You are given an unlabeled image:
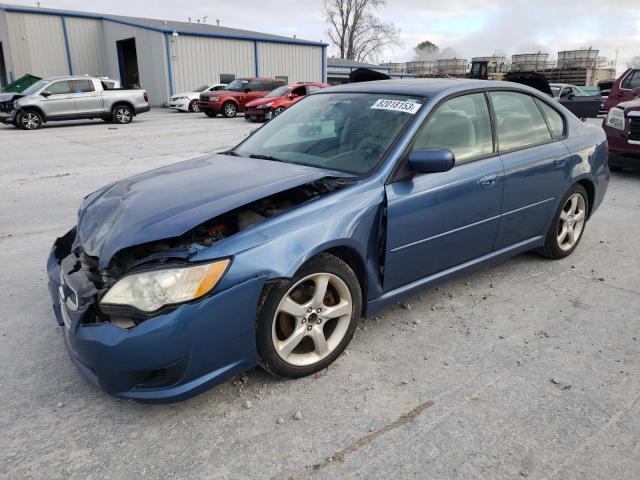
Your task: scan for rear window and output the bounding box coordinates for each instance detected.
[535,99,565,139]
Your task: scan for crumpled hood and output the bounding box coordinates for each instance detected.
[74,154,345,268]
[616,98,640,113]
[0,93,20,103]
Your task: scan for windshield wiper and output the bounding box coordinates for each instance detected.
[221,150,241,156]
[248,154,287,163]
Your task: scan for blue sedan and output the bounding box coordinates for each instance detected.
[47,79,609,402]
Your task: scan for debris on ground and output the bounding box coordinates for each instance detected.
[243,400,252,409]
[293,411,303,420]
[276,417,284,425]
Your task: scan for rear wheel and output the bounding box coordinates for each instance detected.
[16,110,43,130]
[257,254,361,378]
[222,101,237,118]
[539,184,589,259]
[112,105,133,124]
[188,100,200,112]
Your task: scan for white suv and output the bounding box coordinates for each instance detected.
[168,83,227,112]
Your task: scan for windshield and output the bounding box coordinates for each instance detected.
[265,86,291,98]
[234,93,425,174]
[227,79,249,92]
[22,79,50,95]
[194,85,210,92]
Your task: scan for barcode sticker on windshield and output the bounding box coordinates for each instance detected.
[371,99,422,114]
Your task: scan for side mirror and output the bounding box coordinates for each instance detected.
[40,91,50,97]
[288,93,299,100]
[567,93,575,100]
[408,148,455,174]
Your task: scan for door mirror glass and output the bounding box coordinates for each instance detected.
[408,148,455,174]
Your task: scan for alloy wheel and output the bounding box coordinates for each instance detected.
[115,107,132,123]
[190,100,200,112]
[557,192,586,251]
[224,103,237,117]
[272,272,352,367]
[21,112,41,130]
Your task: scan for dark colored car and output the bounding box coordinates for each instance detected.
[603,68,640,112]
[197,77,286,118]
[47,79,609,402]
[244,82,330,121]
[602,98,640,169]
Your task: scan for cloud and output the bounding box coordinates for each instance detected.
[9,0,640,74]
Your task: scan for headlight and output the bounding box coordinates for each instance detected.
[172,96,186,101]
[257,102,273,109]
[101,259,230,312]
[13,100,20,109]
[209,96,219,102]
[605,107,625,130]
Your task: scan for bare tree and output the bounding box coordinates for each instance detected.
[324,0,400,63]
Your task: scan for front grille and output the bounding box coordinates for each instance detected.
[78,251,116,290]
[0,102,13,113]
[629,117,640,141]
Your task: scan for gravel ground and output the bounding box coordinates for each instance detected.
[0,111,638,480]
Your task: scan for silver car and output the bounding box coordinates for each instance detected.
[0,76,150,130]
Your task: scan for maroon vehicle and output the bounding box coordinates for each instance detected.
[602,98,640,169]
[197,77,285,118]
[603,68,640,112]
[244,82,330,122]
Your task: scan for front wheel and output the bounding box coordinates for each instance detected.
[188,100,200,112]
[112,105,133,124]
[539,184,589,259]
[221,101,237,118]
[16,110,43,130]
[256,253,361,378]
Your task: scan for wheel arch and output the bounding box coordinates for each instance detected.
[19,105,47,122]
[574,177,595,219]
[111,101,135,115]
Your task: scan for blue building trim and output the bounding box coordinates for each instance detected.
[321,46,327,82]
[1,6,328,47]
[253,41,259,77]
[164,33,174,97]
[60,16,73,75]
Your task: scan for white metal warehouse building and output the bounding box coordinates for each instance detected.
[0,4,327,106]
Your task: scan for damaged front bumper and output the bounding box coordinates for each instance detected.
[46,228,263,403]
[0,109,17,124]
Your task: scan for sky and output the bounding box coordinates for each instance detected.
[7,0,640,73]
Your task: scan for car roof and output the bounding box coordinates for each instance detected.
[322,78,536,98]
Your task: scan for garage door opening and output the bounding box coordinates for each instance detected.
[0,42,8,88]
[116,38,140,88]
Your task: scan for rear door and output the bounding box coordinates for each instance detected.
[72,79,103,116]
[384,92,504,291]
[490,91,571,249]
[238,79,264,109]
[41,80,76,117]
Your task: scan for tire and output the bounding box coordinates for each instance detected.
[273,107,285,116]
[188,100,200,112]
[257,253,362,378]
[16,110,43,130]
[221,101,238,118]
[112,105,133,124]
[204,111,217,118]
[539,184,589,259]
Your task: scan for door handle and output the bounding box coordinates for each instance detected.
[552,156,567,168]
[478,173,498,188]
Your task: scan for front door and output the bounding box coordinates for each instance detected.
[383,92,504,292]
[41,80,77,117]
[71,79,103,116]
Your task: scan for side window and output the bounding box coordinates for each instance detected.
[275,76,288,84]
[307,85,322,93]
[71,80,94,93]
[560,87,571,97]
[413,93,493,165]
[535,99,565,139]
[622,70,640,89]
[44,81,73,95]
[291,86,306,97]
[490,91,552,151]
[246,80,260,91]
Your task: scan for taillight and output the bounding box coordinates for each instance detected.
[143,92,149,102]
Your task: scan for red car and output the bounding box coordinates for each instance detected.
[197,77,285,118]
[244,82,330,122]
[603,68,640,112]
[602,98,640,169]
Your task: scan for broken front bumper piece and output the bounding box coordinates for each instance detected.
[46,228,263,403]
